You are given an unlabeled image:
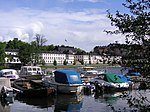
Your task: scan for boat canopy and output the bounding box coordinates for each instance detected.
[54,70,82,84]
[104,73,126,83]
[127,69,141,76]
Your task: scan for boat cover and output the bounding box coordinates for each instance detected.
[104,73,126,83]
[127,70,141,76]
[54,70,82,84]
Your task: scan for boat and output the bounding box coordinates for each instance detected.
[13,78,55,98]
[125,69,141,81]
[90,73,132,92]
[0,69,19,80]
[80,67,105,83]
[19,66,44,80]
[42,70,84,94]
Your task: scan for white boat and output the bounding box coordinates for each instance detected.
[42,70,84,94]
[19,66,44,79]
[0,69,19,80]
[80,67,105,83]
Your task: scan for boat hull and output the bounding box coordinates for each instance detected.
[43,81,83,94]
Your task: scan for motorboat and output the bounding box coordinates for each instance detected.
[125,69,141,81]
[42,70,84,94]
[80,67,105,83]
[90,73,132,91]
[13,78,55,98]
[0,69,19,80]
[19,66,44,80]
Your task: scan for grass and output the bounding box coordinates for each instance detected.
[40,63,120,69]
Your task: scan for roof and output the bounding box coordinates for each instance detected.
[54,70,82,84]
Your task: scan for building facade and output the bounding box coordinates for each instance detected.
[5,49,122,65]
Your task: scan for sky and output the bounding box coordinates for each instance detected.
[0,0,128,52]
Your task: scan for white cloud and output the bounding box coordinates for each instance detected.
[0,8,125,51]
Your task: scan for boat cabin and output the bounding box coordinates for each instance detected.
[0,69,19,80]
[54,70,82,84]
[19,66,44,76]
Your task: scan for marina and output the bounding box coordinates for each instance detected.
[0,67,150,112]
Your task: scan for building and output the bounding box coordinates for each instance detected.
[5,49,122,66]
[5,49,21,64]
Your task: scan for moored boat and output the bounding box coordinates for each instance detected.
[19,66,44,80]
[90,73,132,92]
[0,69,19,80]
[42,69,84,94]
[125,69,141,81]
[13,78,55,98]
[80,66,105,83]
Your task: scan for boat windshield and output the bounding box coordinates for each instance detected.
[70,75,79,82]
[4,71,13,75]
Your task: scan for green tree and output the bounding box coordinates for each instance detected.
[18,43,33,65]
[106,0,150,111]
[63,59,68,65]
[75,48,86,55]
[106,0,150,76]
[73,59,76,65]
[6,38,25,49]
[80,59,84,65]
[0,42,6,68]
[53,59,57,66]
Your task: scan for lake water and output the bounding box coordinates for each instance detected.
[0,67,150,112]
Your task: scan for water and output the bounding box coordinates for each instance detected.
[0,67,150,112]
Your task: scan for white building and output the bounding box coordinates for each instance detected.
[66,54,74,64]
[39,52,66,65]
[74,55,90,64]
[5,49,122,65]
[5,49,21,64]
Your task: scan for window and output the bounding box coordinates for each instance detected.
[33,68,37,71]
[28,68,32,71]
[70,75,79,82]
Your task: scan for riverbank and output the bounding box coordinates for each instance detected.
[40,64,121,69]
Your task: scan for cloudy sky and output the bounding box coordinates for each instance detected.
[0,0,127,51]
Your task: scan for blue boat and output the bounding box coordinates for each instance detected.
[42,70,84,94]
[126,69,141,76]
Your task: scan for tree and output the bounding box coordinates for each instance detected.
[18,43,33,65]
[6,38,25,49]
[53,59,57,66]
[106,0,150,111]
[73,59,76,65]
[63,59,68,65]
[80,59,84,65]
[32,34,47,65]
[0,42,6,68]
[106,0,150,76]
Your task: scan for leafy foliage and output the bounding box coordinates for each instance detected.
[0,42,6,68]
[106,0,150,76]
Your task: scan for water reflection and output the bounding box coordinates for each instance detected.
[54,94,83,112]
[0,97,13,112]
[94,91,129,105]
[16,96,55,109]
[15,93,84,112]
